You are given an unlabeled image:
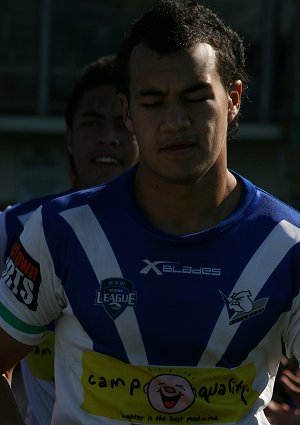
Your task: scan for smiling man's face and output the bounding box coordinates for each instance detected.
[67,84,139,189]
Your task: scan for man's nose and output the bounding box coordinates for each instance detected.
[96,127,120,145]
[160,102,191,131]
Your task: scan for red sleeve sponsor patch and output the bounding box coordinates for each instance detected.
[2,241,41,311]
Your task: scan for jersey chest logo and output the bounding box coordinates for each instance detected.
[220,290,269,325]
[95,278,137,320]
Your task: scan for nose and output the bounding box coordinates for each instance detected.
[160,102,191,132]
[164,386,176,394]
[96,126,120,146]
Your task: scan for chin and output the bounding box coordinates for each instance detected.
[94,172,118,186]
[160,171,201,185]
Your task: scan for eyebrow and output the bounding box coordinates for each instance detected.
[79,110,123,121]
[138,82,212,97]
[138,89,165,97]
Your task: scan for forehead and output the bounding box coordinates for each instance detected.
[128,43,220,92]
[75,85,120,115]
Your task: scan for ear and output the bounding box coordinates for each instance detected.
[119,94,134,133]
[227,80,242,123]
[65,127,73,155]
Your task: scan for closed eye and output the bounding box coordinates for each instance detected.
[81,120,101,127]
[186,98,207,103]
[138,89,164,108]
[141,102,163,108]
[176,385,186,391]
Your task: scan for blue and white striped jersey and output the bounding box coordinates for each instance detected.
[0,189,73,271]
[1,167,300,425]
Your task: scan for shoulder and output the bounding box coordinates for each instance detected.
[42,167,135,217]
[4,189,73,224]
[41,184,108,215]
[256,186,300,226]
[234,171,300,227]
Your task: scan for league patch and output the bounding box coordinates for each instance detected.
[2,241,41,311]
[95,278,137,320]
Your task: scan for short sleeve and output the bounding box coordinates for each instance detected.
[0,206,67,346]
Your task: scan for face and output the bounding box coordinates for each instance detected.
[67,85,139,189]
[120,43,241,186]
[144,374,195,414]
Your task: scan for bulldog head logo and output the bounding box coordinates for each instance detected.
[228,290,253,313]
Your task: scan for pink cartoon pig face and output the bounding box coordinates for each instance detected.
[144,374,195,413]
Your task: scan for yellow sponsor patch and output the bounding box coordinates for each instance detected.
[81,352,258,424]
[27,331,55,382]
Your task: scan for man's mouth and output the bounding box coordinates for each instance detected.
[93,156,121,165]
[161,139,197,152]
[164,144,195,151]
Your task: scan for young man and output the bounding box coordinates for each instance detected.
[0,54,138,270]
[0,1,300,424]
[0,54,138,424]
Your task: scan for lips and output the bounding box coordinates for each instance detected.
[93,156,121,165]
[163,143,196,151]
[160,391,182,409]
[160,138,197,152]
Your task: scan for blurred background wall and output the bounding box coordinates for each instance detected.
[0,0,299,208]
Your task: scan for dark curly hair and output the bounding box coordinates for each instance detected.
[117,0,248,140]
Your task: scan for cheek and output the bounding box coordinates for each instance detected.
[126,144,139,163]
[205,104,228,134]
[71,144,91,167]
[133,125,153,147]
[131,110,156,134]
[72,136,91,154]
[118,133,139,155]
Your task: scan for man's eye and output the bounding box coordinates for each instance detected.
[82,121,100,127]
[141,102,162,108]
[186,97,207,103]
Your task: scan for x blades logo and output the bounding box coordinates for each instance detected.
[95,278,136,320]
[139,259,221,276]
[220,290,269,325]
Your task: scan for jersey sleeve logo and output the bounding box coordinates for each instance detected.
[95,278,137,320]
[2,241,41,311]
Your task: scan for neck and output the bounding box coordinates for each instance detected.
[134,167,241,235]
